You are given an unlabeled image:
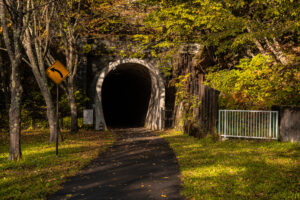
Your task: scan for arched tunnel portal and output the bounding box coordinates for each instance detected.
[102,64,151,127]
[95,59,165,130]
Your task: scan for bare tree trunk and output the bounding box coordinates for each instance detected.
[55,1,83,133]
[22,1,58,142]
[0,0,24,160]
[246,47,255,58]
[23,37,58,143]
[40,81,57,142]
[246,27,268,56]
[265,37,289,65]
[9,60,22,160]
[23,24,57,142]
[67,83,78,132]
[64,36,79,133]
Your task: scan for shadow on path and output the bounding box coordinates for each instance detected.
[48,128,184,200]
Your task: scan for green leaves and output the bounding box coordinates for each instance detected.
[140,0,299,66]
[205,54,300,109]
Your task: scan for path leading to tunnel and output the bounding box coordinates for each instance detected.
[49,128,184,200]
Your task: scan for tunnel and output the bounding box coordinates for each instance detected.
[101,63,152,128]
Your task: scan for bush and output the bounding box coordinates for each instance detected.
[205,54,300,109]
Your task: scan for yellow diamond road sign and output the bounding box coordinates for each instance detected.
[46,60,70,85]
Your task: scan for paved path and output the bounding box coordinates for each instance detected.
[48,128,184,200]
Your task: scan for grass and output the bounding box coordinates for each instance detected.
[159,130,300,200]
[0,129,115,200]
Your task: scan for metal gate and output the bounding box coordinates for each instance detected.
[218,110,279,139]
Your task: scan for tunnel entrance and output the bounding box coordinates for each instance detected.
[101,64,152,128]
[95,59,165,130]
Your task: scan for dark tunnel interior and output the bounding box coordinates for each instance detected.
[101,64,152,128]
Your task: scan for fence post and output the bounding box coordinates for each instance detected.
[276,111,279,139]
[218,110,221,136]
[224,110,227,138]
[269,112,272,137]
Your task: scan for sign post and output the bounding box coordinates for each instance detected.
[56,84,59,156]
[46,60,70,156]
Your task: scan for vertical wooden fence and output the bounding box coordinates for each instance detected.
[197,84,219,134]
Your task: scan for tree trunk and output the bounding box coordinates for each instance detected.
[9,61,22,160]
[246,27,268,56]
[67,84,78,132]
[64,38,79,133]
[23,21,58,143]
[27,70,58,143]
[56,3,81,133]
[23,52,58,142]
[265,37,289,65]
[0,0,24,160]
[31,69,58,143]
[44,90,58,142]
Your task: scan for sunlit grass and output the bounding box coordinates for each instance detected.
[160,130,300,200]
[0,129,115,200]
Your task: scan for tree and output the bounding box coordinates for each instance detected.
[138,0,299,109]
[54,0,105,133]
[53,0,88,133]
[0,0,27,160]
[139,0,299,66]
[22,0,58,142]
[205,54,300,109]
[53,0,133,133]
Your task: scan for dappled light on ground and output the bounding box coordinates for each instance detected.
[0,130,114,200]
[160,130,300,200]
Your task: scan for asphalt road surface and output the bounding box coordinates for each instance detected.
[48,128,184,200]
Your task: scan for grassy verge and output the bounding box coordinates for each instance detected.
[159,130,300,200]
[0,129,115,200]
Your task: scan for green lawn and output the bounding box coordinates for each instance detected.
[159,130,300,200]
[0,129,115,200]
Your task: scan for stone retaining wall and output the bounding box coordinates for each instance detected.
[273,106,300,143]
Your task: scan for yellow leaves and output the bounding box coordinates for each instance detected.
[161,194,167,198]
[41,30,48,39]
[256,70,262,75]
[66,194,72,197]
[195,10,201,14]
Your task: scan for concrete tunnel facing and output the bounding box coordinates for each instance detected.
[95,59,165,131]
[101,64,152,128]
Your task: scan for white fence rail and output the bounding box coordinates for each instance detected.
[218,110,278,139]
